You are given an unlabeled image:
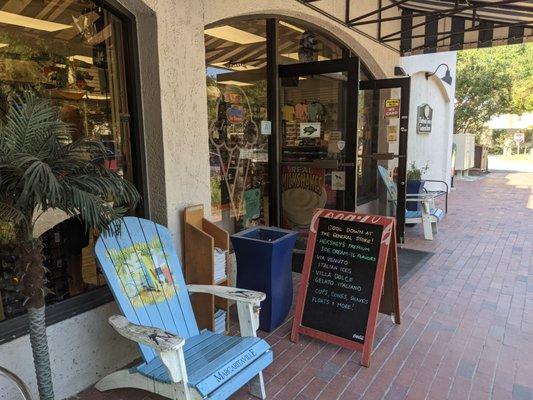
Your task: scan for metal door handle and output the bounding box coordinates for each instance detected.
[311,159,339,169]
[370,153,396,160]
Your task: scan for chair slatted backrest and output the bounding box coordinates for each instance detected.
[378,165,398,207]
[94,217,199,363]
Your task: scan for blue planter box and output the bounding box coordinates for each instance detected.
[231,227,297,332]
[406,179,425,211]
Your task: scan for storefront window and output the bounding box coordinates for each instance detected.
[0,1,133,324]
[205,20,270,233]
[277,20,344,65]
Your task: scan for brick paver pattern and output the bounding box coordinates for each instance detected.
[73,171,533,400]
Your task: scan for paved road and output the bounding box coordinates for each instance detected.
[488,155,533,172]
[74,171,533,400]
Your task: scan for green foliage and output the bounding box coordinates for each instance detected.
[455,43,533,141]
[490,128,533,155]
[507,45,533,113]
[406,161,429,181]
[455,48,512,136]
[0,92,140,241]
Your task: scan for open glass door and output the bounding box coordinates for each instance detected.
[278,58,359,252]
[358,77,410,242]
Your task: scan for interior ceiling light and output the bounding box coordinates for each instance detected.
[0,10,71,32]
[69,55,93,64]
[280,21,305,33]
[205,26,266,44]
[281,52,330,62]
[211,62,259,71]
[217,80,253,87]
[0,43,8,48]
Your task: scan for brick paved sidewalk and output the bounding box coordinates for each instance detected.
[74,171,533,400]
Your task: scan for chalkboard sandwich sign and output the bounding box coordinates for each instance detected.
[291,208,400,367]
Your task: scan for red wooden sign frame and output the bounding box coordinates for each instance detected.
[291,209,400,367]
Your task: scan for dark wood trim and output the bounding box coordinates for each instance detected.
[450,17,466,51]
[424,15,439,54]
[478,20,495,48]
[397,77,410,243]
[266,19,281,226]
[114,2,150,219]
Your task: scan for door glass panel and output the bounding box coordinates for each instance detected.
[280,72,348,249]
[205,19,270,234]
[357,87,402,219]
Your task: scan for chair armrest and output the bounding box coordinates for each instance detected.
[405,193,437,201]
[109,315,185,352]
[187,284,266,304]
[422,180,448,213]
[423,179,449,193]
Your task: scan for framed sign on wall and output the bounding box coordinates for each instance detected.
[417,103,433,134]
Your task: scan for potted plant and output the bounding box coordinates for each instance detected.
[406,161,429,211]
[0,92,140,400]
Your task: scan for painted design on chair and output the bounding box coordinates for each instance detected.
[106,236,178,308]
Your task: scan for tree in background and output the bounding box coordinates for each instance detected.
[455,43,533,144]
[507,44,533,113]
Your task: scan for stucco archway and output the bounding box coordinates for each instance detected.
[204,1,398,79]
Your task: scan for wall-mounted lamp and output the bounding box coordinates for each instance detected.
[394,66,407,77]
[425,63,453,85]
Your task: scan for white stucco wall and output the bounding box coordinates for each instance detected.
[400,52,457,190]
[0,2,403,399]
[0,303,138,400]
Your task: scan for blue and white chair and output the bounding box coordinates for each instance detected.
[94,217,272,400]
[378,166,445,240]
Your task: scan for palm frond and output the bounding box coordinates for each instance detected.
[0,202,28,225]
[62,186,128,233]
[0,90,140,239]
[2,92,66,154]
[60,173,140,206]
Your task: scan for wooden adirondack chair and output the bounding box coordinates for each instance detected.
[94,217,272,400]
[377,166,445,240]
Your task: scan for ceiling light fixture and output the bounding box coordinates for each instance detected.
[0,43,8,48]
[280,21,305,33]
[394,66,407,77]
[217,80,253,87]
[0,10,71,32]
[69,55,93,64]
[205,26,266,45]
[211,62,258,71]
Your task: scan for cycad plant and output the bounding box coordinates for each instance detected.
[0,92,140,400]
